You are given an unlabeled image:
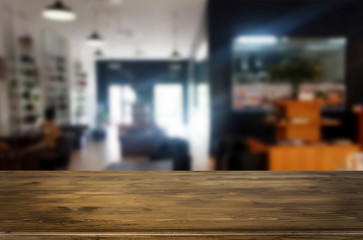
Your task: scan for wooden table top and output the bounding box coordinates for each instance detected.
[0,171,363,239]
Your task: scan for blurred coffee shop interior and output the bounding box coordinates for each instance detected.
[1,0,363,171]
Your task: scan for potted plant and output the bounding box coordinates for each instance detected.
[268,58,324,98]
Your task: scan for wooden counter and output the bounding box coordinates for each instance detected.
[0,172,363,239]
[269,144,360,170]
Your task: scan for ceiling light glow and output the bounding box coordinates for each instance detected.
[236,36,278,44]
[42,1,76,22]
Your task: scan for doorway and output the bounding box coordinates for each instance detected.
[109,85,137,126]
[154,83,185,137]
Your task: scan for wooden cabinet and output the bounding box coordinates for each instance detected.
[269,144,360,170]
[273,100,340,141]
[1,172,363,239]
[248,137,359,171]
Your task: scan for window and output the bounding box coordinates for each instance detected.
[109,85,136,125]
[154,84,185,137]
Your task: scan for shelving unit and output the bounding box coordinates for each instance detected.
[268,100,341,141]
[2,7,71,133]
[43,31,70,125]
[73,61,87,124]
[8,35,42,133]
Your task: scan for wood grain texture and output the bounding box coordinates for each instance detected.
[0,172,363,239]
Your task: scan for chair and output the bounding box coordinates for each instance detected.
[346,153,363,170]
[215,137,268,171]
[38,133,75,170]
[215,137,248,170]
[21,133,75,170]
[150,138,191,171]
[120,125,167,157]
[60,125,89,149]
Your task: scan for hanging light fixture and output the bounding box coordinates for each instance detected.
[170,11,181,62]
[171,50,181,62]
[170,11,181,72]
[87,32,105,47]
[86,1,105,47]
[42,0,76,22]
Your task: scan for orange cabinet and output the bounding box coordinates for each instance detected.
[269,144,360,171]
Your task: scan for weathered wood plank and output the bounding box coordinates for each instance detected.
[0,171,362,239]
[2,233,363,240]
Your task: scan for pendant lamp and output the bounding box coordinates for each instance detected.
[42,0,76,22]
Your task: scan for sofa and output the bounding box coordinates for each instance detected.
[119,125,167,157]
[0,148,23,170]
[60,124,89,149]
[0,132,75,170]
[33,133,75,170]
[150,138,191,170]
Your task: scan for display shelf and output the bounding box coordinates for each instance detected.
[267,100,341,141]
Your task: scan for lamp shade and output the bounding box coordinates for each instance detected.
[42,1,76,22]
[87,32,105,47]
[170,50,181,62]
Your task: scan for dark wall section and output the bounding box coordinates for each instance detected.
[208,0,363,147]
[96,60,189,122]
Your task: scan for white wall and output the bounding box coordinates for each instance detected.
[187,10,210,171]
[0,81,9,135]
[0,1,10,135]
[80,45,97,128]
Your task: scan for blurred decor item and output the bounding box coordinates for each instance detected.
[20,54,33,63]
[353,104,363,114]
[59,102,67,111]
[25,103,35,112]
[33,94,40,101]
[269,58,324,98]
[346,153,363,170]
[86,3,105,47]
[0,57,7,80]
[24,81,35,89]
[19,35,33,50]
[74,62,87,124]
[10,80,18,88]
[23,115,38,124]
[170,11,181,65]
[22,91,31,100]
[298,90,315,101]
[42,0,76,22]
[87,32,105,48]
